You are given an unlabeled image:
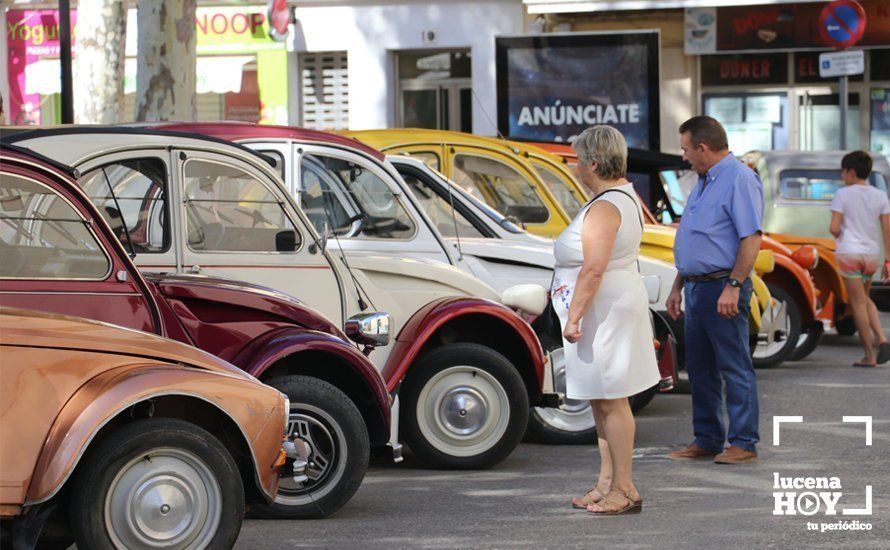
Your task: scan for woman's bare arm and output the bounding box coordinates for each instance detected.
[829,211,843,238]
[563,201,620,342]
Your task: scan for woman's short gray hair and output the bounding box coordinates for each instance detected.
[571,125,628,181]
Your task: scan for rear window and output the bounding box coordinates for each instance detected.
[778,169,888,201]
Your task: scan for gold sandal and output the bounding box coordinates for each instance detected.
[587,489,643,516]
[571,487,606,509]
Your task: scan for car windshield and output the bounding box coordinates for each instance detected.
[778,169,889,201]
[298,154,416,240]
[659,168,699,217]
[452,153,550,225]
[532,162,583,218]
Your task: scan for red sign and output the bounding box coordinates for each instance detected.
[819,0,867,48]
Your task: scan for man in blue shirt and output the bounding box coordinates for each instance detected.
[666,116,763,464]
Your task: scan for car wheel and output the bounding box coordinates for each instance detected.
[788,324,824,361]
[752,284,801,368]
[69,418,243,550]
[835,315,857,336]
[401,343,528,469]
[252,375,369,519]
[628,384,658,412]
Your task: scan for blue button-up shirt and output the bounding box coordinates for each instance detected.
[674,153,763,277]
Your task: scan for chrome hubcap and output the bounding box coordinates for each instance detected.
[417,366,510,457]
[105,448,220,549]
[754,298,792,359]
[533,348,596,433]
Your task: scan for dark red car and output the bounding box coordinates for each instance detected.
[0,143,390,520]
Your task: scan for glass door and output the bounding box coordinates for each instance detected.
[397,49,472,132]
[797,91,861,151]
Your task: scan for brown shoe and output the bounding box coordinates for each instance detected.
[714,445,758,464]
[667,443,719,461]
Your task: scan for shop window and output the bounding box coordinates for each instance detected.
[452,154,549,225]
[703,93,789,152]
[871,89,890,155]
[183,160,300,252]
[298,154,417,240]
[778,169,887,202]
[79,159,170,254]
[301,51,349,130]
[798,93,860,151]
[0,174,110,280]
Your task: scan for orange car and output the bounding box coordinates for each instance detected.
[0,308,289,548]
[533,141,825,363]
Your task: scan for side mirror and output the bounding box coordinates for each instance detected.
[345,312,391,347]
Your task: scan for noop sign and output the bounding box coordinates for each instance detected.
[819,0,867,48]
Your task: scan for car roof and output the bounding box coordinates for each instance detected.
[743,150,890,172]
[0,142,80,178]
[344,128,531,155]
[149,121,387,161]
[2,125,276,169]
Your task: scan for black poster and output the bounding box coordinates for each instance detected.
[496,32,660,150]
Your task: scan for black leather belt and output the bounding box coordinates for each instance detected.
[683,269,732,283]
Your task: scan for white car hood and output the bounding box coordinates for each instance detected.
[453,238,556,269]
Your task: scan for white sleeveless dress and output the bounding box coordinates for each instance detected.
[551,183,659,400]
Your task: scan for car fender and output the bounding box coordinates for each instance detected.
[382,296,545,395]
[232,326,391,430]
[763,254,818,321]
[27,364,284,505]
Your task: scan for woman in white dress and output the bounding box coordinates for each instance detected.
[553,126,659,515]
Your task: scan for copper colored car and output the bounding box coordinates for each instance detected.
[0,308,288,549]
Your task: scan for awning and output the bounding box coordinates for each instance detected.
[524,0,804,14]
[25,56,252,96]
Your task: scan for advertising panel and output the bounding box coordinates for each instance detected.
[496,32,660,150]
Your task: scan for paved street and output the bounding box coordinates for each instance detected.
[237,314,890,549]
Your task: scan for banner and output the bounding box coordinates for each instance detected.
[496,32,660,150]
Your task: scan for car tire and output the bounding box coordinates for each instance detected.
[69,417,243,550]
[835,315,857,336]
[788,324,824,361]
[753,284,801,368]
[629,384,658,412]
[252,375,369,519]
[401,343,528,469]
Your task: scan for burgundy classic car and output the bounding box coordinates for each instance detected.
[0,143,390,519]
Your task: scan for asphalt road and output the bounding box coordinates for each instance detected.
[237,314,890,549]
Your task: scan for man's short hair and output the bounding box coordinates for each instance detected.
[679,116,728,152]
[841,150,873,180]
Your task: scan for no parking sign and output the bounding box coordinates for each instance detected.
[818,0,867,48]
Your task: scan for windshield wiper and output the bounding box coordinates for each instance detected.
[101,167,137,259]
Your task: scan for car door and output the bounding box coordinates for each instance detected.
[174,149,345,325]
[293,144,452,264]
[0,167,158,333]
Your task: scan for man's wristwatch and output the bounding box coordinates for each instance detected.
[728,278,743,289]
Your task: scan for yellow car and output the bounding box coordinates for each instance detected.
[345,129,783,364]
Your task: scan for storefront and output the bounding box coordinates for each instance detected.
[525,0,890,154]
[5,5,289,125]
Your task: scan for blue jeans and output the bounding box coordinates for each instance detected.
[684,278,760,453]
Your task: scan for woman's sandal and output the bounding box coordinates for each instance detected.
[876,342,890,365]
[587,489,643,516]
[571,487,606,509]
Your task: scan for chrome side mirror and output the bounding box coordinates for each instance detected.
[345,312,391,347]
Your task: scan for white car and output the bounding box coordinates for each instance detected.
[7,127,560,472]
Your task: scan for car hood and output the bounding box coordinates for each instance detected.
[347,253,501,301]
[144,272,344,338]
[0,308,255,381]
[452,237,556,269]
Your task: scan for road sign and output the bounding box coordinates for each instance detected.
[818,0,867,48]
[819,49,865,78]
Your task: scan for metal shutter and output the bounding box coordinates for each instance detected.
[301,51,349,130]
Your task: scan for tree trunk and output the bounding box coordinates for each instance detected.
[135,0,196,121]
[73,0,128,124]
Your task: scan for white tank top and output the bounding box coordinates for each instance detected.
[553,182,643,272]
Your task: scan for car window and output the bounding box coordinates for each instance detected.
[0,173,110,279]
[183,159,301,252]
[399,170,484,239]
[778,169,889,201]
[532,162,582,218]
[452,153,550,225]
[79,158,169,253]
[406,151,440,171]
[298,154,417,240]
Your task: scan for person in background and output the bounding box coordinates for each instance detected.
[829,151,890,367]
[553,125,659,515]
[666,116,762,465]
